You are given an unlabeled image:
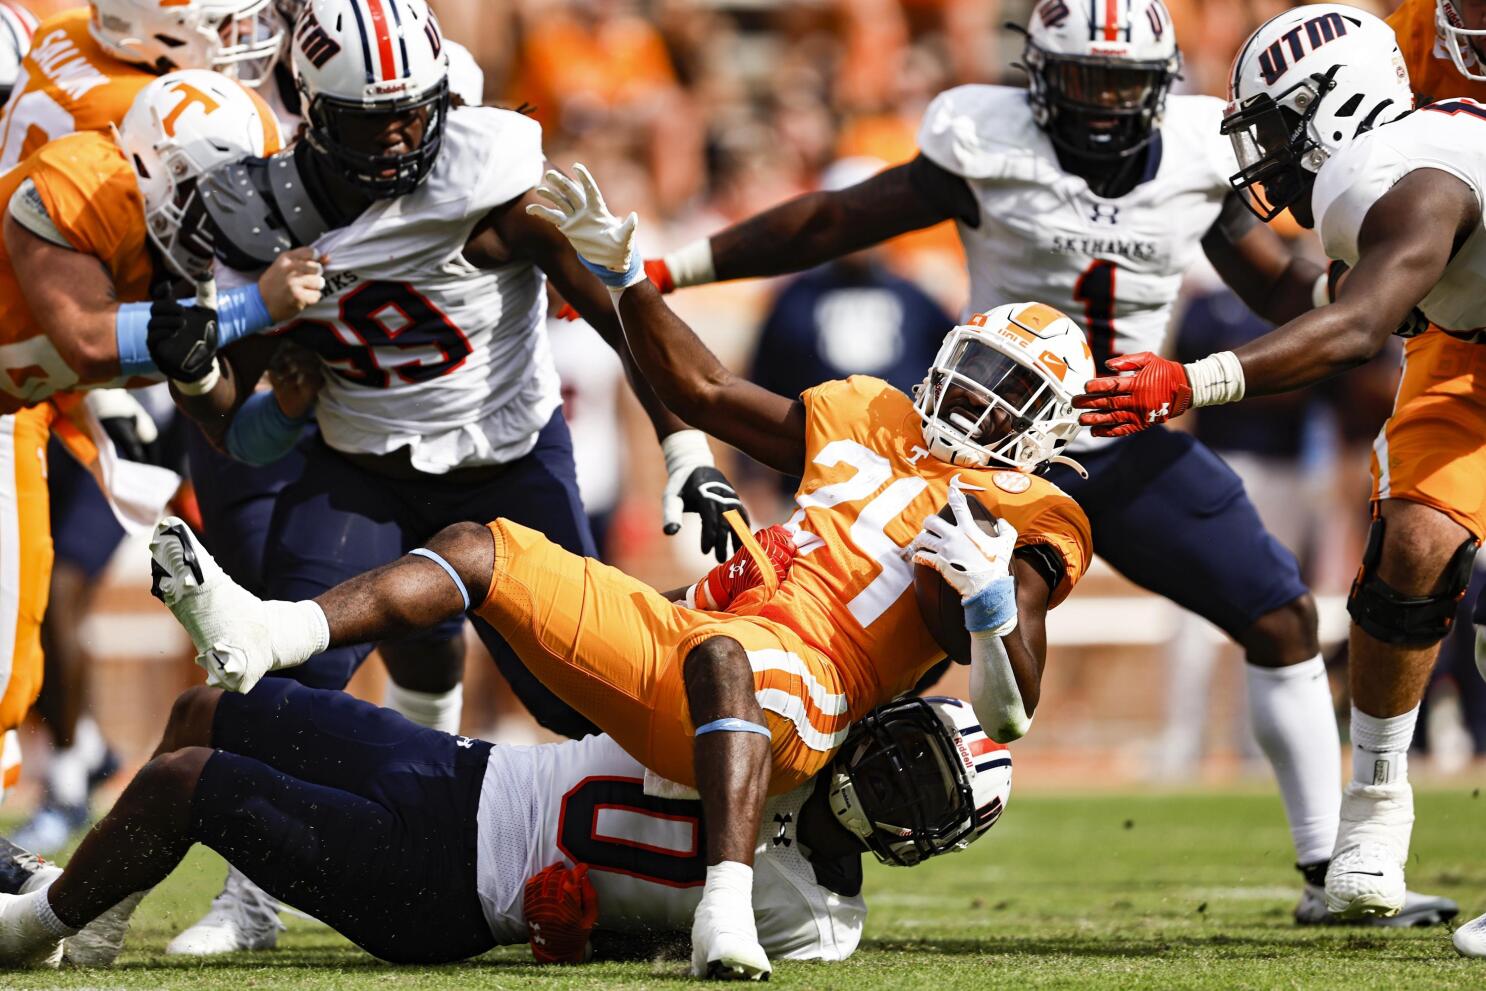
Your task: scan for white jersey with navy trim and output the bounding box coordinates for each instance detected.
[1312,100,1486,335]
[473,733,867,960]
[916,84,1235,448]
[264,105,559,473]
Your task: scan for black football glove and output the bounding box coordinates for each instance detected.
[147,282,218,384]
[675,466,747,562]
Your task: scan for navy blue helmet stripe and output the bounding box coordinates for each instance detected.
[347,0,375,83]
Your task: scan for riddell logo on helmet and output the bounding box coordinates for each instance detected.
[369,80,412,95]
[1256,11,1350,85]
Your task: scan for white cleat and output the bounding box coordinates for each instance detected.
[167,868,283,957]
[63,890,145,967]
[1454,911,1486,957]
[1325,781,1414,919]
[691,897,771,981]
[150,518,274,693]
[0,891,63,968]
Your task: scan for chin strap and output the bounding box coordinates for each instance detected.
[1048,454,1088,478]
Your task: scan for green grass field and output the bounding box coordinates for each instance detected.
[2,789,1484,990]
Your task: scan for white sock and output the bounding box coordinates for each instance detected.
[700,861,754,909]
[385,682,463,734]
[46,717,107,807]
[1245,657,1342,866]
[1350,704,1419,787]
[265,601,330,669]
[26,887,78,938]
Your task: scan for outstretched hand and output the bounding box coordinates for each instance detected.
[1072,351,1193,437]
[525,164,644,290]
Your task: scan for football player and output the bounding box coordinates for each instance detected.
[0,0,284,171]
[0,685,1008,971]
[149,155,1095,976]
[0,65,313,854]
[1071,3,1486,942]
[156,0,747,954]
[606,0,1431,926]
[1387,0,1486,105]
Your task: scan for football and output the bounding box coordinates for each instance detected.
[914,495,1004,663]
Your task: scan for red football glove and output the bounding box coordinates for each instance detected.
[554,259,677,321]
[1072,351,1193,438]
[690,523,796,611]
[523,862,599,965]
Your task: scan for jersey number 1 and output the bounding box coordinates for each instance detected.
[1073,260,1117,373]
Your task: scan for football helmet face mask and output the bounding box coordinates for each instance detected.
[1438,0,1486,82]
[89,0,284,86]
[292,0,450,200]
[828,697,1012,867]
[118,69,283,280]
[914,302,1093,472]
[1223,5,1412,222]
[0,2,37,105]
[1019,0,1181,160]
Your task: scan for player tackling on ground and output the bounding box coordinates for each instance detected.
[147,166,1098,977]
[1073,3,1485,944]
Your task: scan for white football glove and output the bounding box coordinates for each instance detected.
[525,164,645,290]
[909,486,1017,600]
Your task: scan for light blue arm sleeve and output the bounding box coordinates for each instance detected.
[115,285,275,377]
[225,390,313,466]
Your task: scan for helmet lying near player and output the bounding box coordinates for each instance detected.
[0,681,1010,969]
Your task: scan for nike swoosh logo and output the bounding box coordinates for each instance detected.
[1339,870,1386,877]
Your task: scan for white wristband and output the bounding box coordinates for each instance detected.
[661,428,714,474]
[664,239,716,288]
[172,359,221,396]
[1184,351,1246,408]
[1311,272,1329,309]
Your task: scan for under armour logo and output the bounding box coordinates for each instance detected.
[1089,203,1120,225]
[1148,402,1170,422]
[455,736,475,749]
[905,445,931,466]
[773,813,793,847]
[697,481,742,508]
[728,561,747,579]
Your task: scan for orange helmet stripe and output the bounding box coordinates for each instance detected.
[1011,302,1066,332]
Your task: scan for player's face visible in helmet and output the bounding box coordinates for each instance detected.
[1041,56,1169,155]
[929,340,1056,449]
[336,105,432,170]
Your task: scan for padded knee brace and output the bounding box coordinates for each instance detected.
[1347,517,1478,646]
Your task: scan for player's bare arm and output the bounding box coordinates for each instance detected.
[667,159,955,287]
[3,215,123,381]
[1075,169,1479,435]
[1200,191,1326,325]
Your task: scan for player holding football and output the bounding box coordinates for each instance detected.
[612,0,1440,926]
[148,160,1097,976]
[0,685,1008,970]
[1071,4,1486,944]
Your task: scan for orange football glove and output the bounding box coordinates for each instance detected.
[554,259,677,321]
[1072,351,1193,438]
[689,523,796,611]
[523,861,599,965]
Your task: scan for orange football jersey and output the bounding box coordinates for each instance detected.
[0,129,151,411]
[0,8,155,170]
[1388,0,1486,105]
[730,376,1091,710]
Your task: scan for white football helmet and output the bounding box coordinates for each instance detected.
[0,2,37,105]
[828,696,1012,867]
[291,0,449,199]
[1438,0,1486,82]
[117,69,283,278]
[1223,5,1412,222]
[914,301,1093,472]
[89,0,284,86]
[1017,0,1181,159]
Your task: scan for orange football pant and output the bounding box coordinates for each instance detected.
[475,519,852,794]
[1370,330,1486,539]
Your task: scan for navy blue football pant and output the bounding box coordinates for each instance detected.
[192,679,494,963]
[260,409,600,739]
[48,440,125,580]
[1044,427,1308,640]
[187,424,308,598]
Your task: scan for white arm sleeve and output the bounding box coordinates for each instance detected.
[968,630,1032,742]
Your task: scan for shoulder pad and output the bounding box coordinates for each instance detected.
[198,151,332,271]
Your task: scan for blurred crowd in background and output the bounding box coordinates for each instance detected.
[23,0,1486,804]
